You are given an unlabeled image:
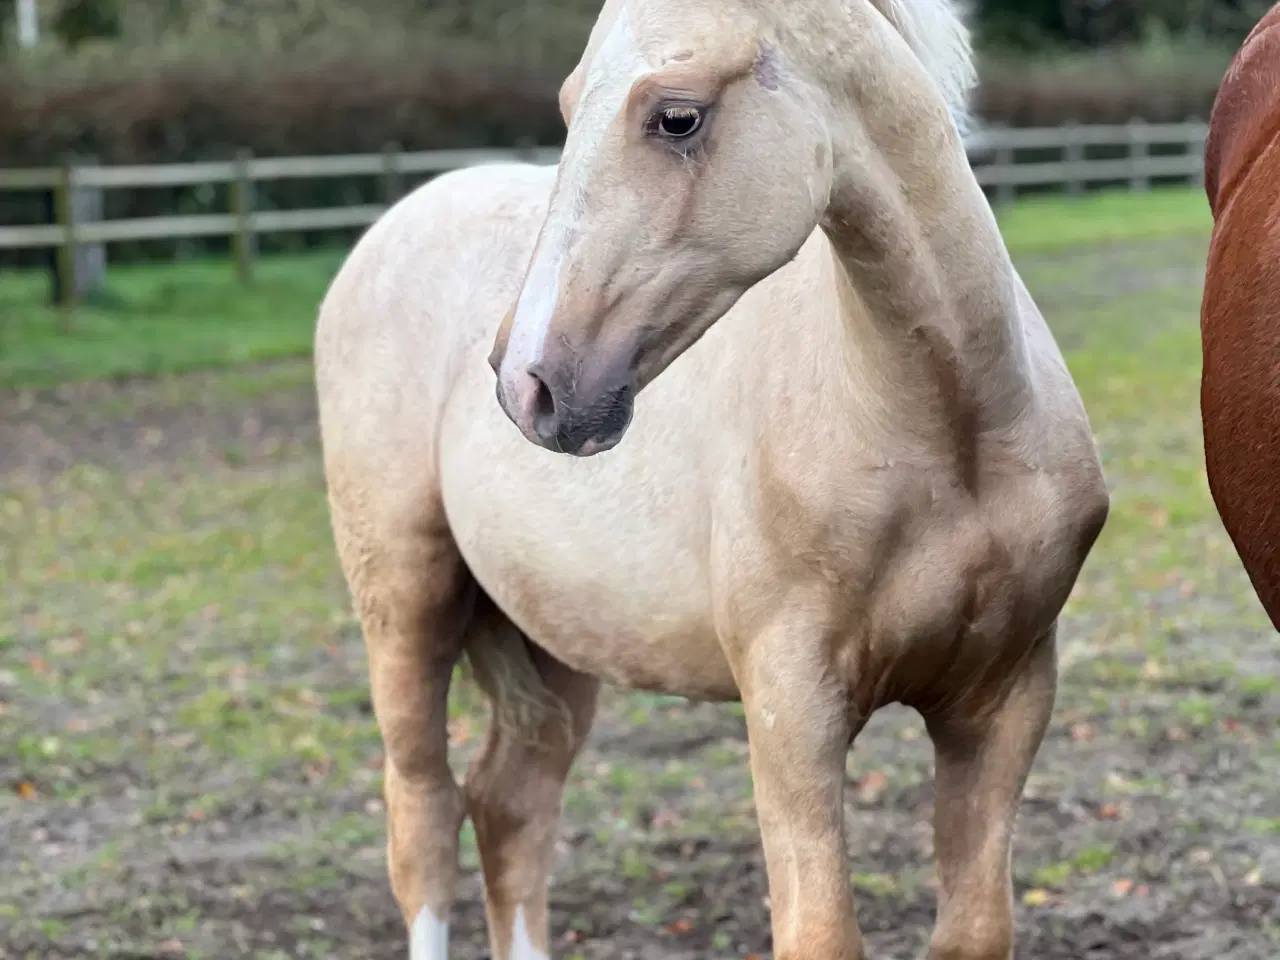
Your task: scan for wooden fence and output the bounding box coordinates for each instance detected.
[0,120,1209,305]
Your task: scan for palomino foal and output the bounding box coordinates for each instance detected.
[314,0,1110,958]
[1200,0,1280,631]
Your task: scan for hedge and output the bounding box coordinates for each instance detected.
[0,36,1235,268]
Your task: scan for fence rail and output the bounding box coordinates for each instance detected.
[0,121,1208,303]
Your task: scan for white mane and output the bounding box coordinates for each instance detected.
[872,0,977,132]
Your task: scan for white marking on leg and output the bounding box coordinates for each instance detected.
[410,905,448,960]
[510,905,550,960]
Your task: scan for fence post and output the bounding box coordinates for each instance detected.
[381,142,403,207]
[53,157,79,311]
[1188,117,1209,189]
[230,149,255,284]
[1063,120,1083,197]
[50,155,107,307]
[1127,118,1150,192]
[992,123,1015,206]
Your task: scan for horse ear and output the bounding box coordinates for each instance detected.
[559,64,585,126]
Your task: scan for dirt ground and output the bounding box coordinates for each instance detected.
[2,235,1278,959]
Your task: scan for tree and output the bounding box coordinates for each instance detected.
[52,0,119,48]
[974,0,1276,48]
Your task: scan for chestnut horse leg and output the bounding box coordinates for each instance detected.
[739,623,865,960]
[464,599,600,960]
[925,627,1059,960]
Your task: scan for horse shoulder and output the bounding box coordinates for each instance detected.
[1200,121,1280,626]
[1205,4,1280,218]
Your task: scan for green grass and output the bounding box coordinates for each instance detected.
[3,183,1278,957]
[1,186,1210,390]
[994,185,1211,253]
[0,251,344,388]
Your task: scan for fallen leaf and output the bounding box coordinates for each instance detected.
[1070,722,1095,741]
[15,781,37,801]
[1134,884,1151,897]
[447,715,472,745]
[1223,718,1240,734]
[1022,888,1051,907]
[651,807,683,830]
[856,770,889,804]
[1097,802,1122,820]
[298,688,322,707]
[1112,879,1133,896]
[28,656,49,674]
[665,917,694,935]
[51,636,83,655]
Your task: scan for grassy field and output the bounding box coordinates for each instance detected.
[0,186,1213,390]
[3,185,1278,960]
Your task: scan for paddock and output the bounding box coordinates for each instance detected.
[1,186,1276,960]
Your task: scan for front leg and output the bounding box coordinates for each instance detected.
[740,635,865,960]
[925,626,1059,960]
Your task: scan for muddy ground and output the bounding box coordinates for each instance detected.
[2,234,1278,959]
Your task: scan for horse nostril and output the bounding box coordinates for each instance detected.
[527,368,559,442]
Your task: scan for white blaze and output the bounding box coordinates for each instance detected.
[501,9,650,379]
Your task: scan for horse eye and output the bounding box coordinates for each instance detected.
[654,106,703,140]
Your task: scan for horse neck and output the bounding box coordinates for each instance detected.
[816,99,1033,450]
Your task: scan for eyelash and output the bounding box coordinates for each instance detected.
[646,104,708,145]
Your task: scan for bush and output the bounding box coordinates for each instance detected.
[0,50,565,166]
[977,0,1272,49]
[0,47,568,266]
[976,37,1235,126]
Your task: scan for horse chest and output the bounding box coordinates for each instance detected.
[722,457,1094,666]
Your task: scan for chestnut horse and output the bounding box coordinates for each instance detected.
[1200,1,1280,632]
[314,0,1110,957]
